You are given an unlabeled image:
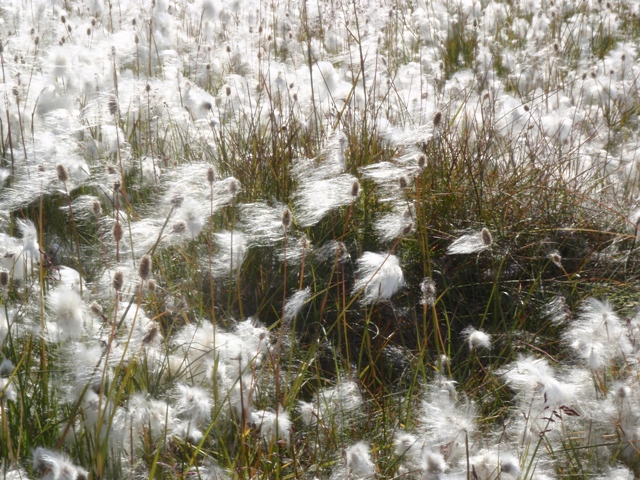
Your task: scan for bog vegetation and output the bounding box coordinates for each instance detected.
[1,0,640,478]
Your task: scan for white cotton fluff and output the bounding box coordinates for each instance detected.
[563,298,631,370]
[33,447,88,480]
[352,252,404,304]
[250,407,292,443]
[447,228,492,255]
[345,442,375,478]
[420,447,447,479]
[463,326,492,350]
[174,383,213,424]
[47,286,85,340]
[283,287,311,324]
[212,230,247,278]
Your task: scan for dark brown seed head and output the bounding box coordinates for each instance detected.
[481,227,492,247]
[433,110,442,128]
[56,164,69,183]
[92,201,102,217]
[281,207,292,229]
[138,255,152,281]
[351,180,360,198]
[0,269,9,288]
[207,167,215,184]
[142,324,159,344]
[113,222,123,242]
[147,278,156,292]
[113,270,124,291]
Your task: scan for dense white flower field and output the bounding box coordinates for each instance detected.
[1,0,640,478]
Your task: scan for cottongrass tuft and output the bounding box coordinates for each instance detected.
[250,407,292,443]
[0,376,16,403]
[174,383,213,424]
[352,252,404,304]
[33,447,88,480]
[548,250,563,268]
[283,287,311,324]
[394,432,420,457]
[47,286,84,340]
[420,448,446,479]
[462,326,492,350]
[470,451,519,480]
[344,441,375,479]
[563,297,630,371]
[447,228,493,255]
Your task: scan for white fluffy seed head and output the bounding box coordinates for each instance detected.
[463,327,491,350]
[346,441,375,478]
[47,286,84,340]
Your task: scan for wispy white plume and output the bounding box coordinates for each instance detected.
[352,252,404,304]
[239,202,287,246]
[212,230,247,278]
[447,228,493,255]
[344,441,375,479]
[563,298,631,370]
[294,174,359,227]
[46,286,85,341]
[33,447,88,480]
[250,407,292,443]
